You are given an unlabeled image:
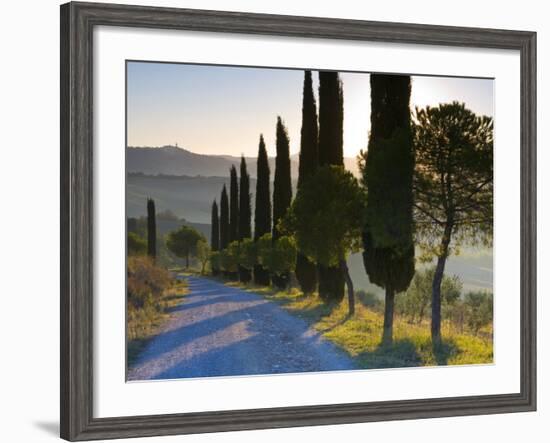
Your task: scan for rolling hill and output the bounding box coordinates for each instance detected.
[127,145,360,178]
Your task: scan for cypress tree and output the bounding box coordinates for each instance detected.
[211,199,220,275]
[317,71,345,302]
[238,156,252,282]
[272,117,293,289]
[296,70,319,295]
[318,71,344,167]
[146,198,156,259]
[219,185,229,250]
[211,200,220,251]
[361,74,415,345]
[229,165,239,244]
[254,135,272,286]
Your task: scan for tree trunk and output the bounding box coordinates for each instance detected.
[340,259,354,316]
[431,223,452,345]
[185,253,189,269]
[382,285,395,346]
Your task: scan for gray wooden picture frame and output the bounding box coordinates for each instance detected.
[60,1,537,441]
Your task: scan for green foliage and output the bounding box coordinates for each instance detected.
[318,71,343,167]
[196,239,211,274]
[210,200,219,251]
[229,165,239,243]
[360,74,415,345]
[317,71,345,300]
[238,157,253,282]
[397,267,462,323]
[254,135,272,286]
[413,102,494,257]
[272,116,293,288]
[255,234,297,286]
[127,231,147,256]
[238,156,252,240]
[166,225,206,268]
[464,291,493,335]
[272,117,292,241]
[413,102,493,342]
[147,198,157,259]
[219,242,240,273]
[256,233,273,269]
[295,254,317,295]
[237,238,257,271]
[356,290,382,309]
[270,236,297,277]
[210,251,221,273]
[285,166,366,268]
[220,185,229,249]
[254,135,272,240]
[296,70,319,294]
[360,75,415,293]
[298,70,319,185]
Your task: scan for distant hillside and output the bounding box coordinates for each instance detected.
[127,173,236,224]
[127,145,360,178]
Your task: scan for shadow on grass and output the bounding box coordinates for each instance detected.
[355,337,459,369]
[270,294,339,322]
[432,340,459,366]
[356,339,422,369]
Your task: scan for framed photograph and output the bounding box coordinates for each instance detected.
[60,1,536,440]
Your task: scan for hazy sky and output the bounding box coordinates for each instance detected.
[127,61,494,158]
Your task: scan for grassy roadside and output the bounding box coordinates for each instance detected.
[127,277,189,367]
[221,278,493,369]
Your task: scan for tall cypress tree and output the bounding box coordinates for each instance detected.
[219,185,229,250]
[238,156,252,282]
[254,135,271,286]
[229,165,239,244]
[211,199,220,275]
[146,198,156,259]
[211,200,220,250]
[317,71,345,302]
[361,74,415,345]
[272,117,293,288]
[273,117,292,240]
[296,70,319,294]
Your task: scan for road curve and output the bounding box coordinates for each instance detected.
[128,276,354,380]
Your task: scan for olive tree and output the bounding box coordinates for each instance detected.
[166,225,205,269]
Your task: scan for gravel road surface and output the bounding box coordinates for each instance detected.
[128,276,354,380]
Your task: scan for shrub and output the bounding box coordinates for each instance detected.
[127,232,147,256]
[127,256,172,309]
[397,267,462,323]
[356,290,381,309]
[464,291,493,335]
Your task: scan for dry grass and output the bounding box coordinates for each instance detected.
[239,282,493,369]
[127,257,189,366]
